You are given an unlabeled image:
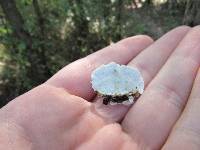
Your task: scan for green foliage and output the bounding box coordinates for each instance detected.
[0,0,185,107]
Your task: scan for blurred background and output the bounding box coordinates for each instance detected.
[0,0,199,107]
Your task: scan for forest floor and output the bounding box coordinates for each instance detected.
[0,3,184,106]
[122,4,184,39]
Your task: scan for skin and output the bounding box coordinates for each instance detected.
[0,25,200,150]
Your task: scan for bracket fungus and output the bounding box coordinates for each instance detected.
[91,62,144,105]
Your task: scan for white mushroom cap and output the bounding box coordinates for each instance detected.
[91,62,144,96]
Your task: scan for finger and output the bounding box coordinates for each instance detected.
[46,35,153,100]
[93,26,190,122]
[77,124,124,150]
[162,69,200,150]
[122,26,200,150]
[77,124,137,150]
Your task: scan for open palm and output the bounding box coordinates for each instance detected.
[1,26,200,150]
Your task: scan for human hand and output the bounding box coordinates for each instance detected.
[0,26,200,150]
